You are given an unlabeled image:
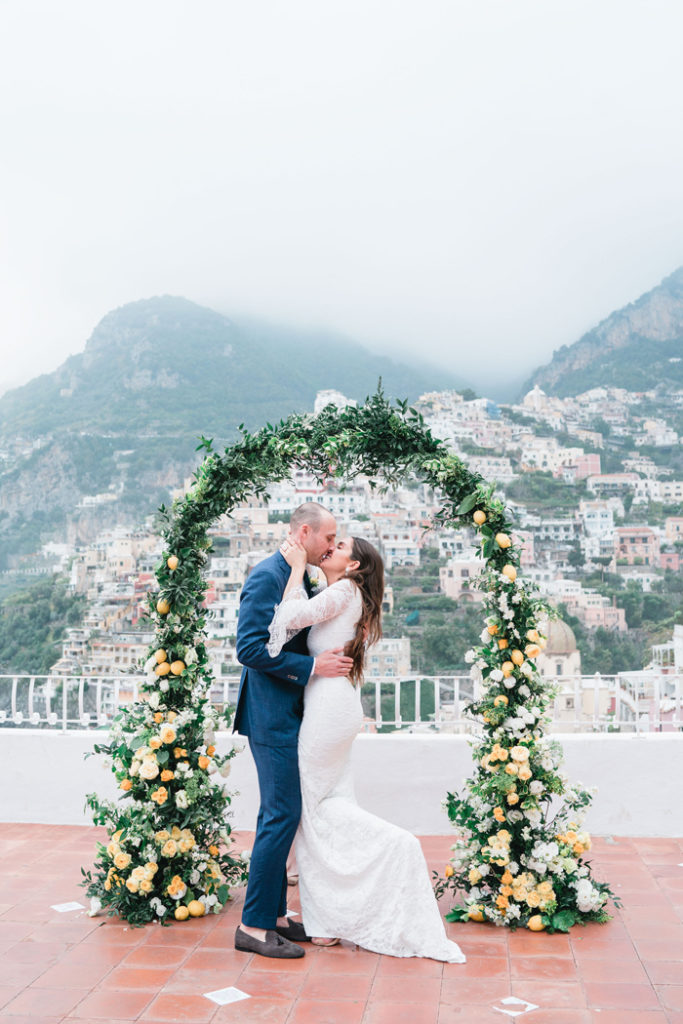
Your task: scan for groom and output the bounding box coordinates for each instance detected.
[233,502,353,958]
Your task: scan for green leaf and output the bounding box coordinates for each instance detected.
[217,884,230,905]
[551,909,577,932]
[457,492,478,515]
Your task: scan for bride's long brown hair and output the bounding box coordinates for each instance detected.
[344,537,384,685]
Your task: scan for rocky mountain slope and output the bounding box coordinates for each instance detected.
[525,267,683,396]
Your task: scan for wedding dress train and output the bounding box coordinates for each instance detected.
[268,578,465,962]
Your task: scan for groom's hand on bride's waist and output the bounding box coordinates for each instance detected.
[313,648,354,677]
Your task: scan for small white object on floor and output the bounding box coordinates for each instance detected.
[204,987,250,1006]
[492,996,539,1018]
[51,901,85,913]
[285,909,299,917]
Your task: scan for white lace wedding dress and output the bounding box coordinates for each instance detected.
[268,577,465,962]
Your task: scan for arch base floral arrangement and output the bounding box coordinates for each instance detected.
[82,389,616,930]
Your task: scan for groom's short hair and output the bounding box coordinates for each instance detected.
[289,502,329,532]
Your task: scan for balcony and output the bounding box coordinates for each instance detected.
[1,675,682,1021]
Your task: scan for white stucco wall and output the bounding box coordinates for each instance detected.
[1,731,681,837]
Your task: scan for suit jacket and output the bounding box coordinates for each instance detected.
[233,550,314,748]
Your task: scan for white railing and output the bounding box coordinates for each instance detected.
[1,672,681,733]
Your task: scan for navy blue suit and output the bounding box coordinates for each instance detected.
[234,551,314,928]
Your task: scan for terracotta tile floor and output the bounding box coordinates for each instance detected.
[0,826,682,1023]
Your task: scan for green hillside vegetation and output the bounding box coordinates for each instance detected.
[546,338,683,398]
[0,296,465,441]
[0,576,85,674]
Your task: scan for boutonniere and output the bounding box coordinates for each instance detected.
[306,565,323,592]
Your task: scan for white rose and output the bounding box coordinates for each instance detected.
[489,669,504,682]
[147,692,160,709]
[529,781,544,796]
[144,655,158,673]
[503,678,516,689]
[219,761,232,778]
[185,648,198,665]
[159,679,170,692]
[175,790,189,809]
[464,650,476,664]
[138,757,160,780]
[519,684,531,699]
[241,849,252,863]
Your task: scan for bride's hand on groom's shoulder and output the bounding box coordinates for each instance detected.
[280,536,307,571]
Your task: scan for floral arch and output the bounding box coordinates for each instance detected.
[84,390,615,931]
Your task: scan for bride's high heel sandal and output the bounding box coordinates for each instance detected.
[311,936,341,946]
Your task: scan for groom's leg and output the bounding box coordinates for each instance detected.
[241,740,301,930]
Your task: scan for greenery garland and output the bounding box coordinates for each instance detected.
[83,388,616,931]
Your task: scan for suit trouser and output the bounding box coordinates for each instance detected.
[241,738,301,929]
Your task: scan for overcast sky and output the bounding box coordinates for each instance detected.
[1,0,682,399]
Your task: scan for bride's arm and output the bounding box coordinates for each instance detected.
[267,578,356,658]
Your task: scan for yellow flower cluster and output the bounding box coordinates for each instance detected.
[155,826,196,855]
[509,871,555,909]
[481,743,509,772]
[167,874,188,899]
[557,828,591,856]
[126,862,159,894]
[486,829,512,866]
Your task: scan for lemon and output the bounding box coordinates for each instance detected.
[167,555,179,570]
[525,643,541,659]
[526,629,540,643]
[510,649,524,666]
[187,899,205,918]
[486,624,499,636]
[170,660,186,676]
[501,565,517,582]
[502,661,514,677]
[156,598,171,615]
[498,638,509,649]
[468,906,485,922]
[155,662,171,676]
[527,915,546,931]
[174,905,190,921]
[495,532,511,548]
[473,510,487,525]
[155,649,168,663]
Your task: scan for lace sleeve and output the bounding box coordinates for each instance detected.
[267,579,356,658]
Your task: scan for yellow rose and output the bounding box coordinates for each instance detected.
[145,862,158,876]
[125,878,139,893]
[500,885,513,897]
[171,826,182,840]
[131,866,147,882]
[138,757,160,781]
[161,769,174,782]
[537,881,553,895]
[493,807,506,822]
[496,894,509,909]
[153,712,164,724]
[161,839,178,857]
[107,842,120,858]
[120,778,133,791]
[501,870,513,884]
[494,695,509,707]
[151,786,168,805]
[518,766,532,781]
[507,792,519,805]
[160,724,177,745]
[209,845,219,857]
[510,746,530,762]
[167,710,178,723]
[468,867,482,884]
[505,763,519,776]
[149,737,162,750]
[207,744,216,756]
[198,755,210,770]
[140,880,154,893]
[178,839,192,854]
[114,852,131,870]
[526,891,541,908]
[155,830,170,842]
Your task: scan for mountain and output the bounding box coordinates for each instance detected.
[0,296,466,440]
[0,297,466,569]
[524,267,683,396]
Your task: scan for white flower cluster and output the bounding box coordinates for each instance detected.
[574,878,606,913]
[525,840,559,875]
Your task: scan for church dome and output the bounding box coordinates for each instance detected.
[539,618,577,655]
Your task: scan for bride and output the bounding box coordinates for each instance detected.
[267,534,466,963]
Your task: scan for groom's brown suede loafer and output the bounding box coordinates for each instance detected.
[275,918,311,942]
[234,925,305,958]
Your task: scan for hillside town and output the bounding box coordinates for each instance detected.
[8,382,674,733]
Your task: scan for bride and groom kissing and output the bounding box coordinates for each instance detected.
[232,502,465,963]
